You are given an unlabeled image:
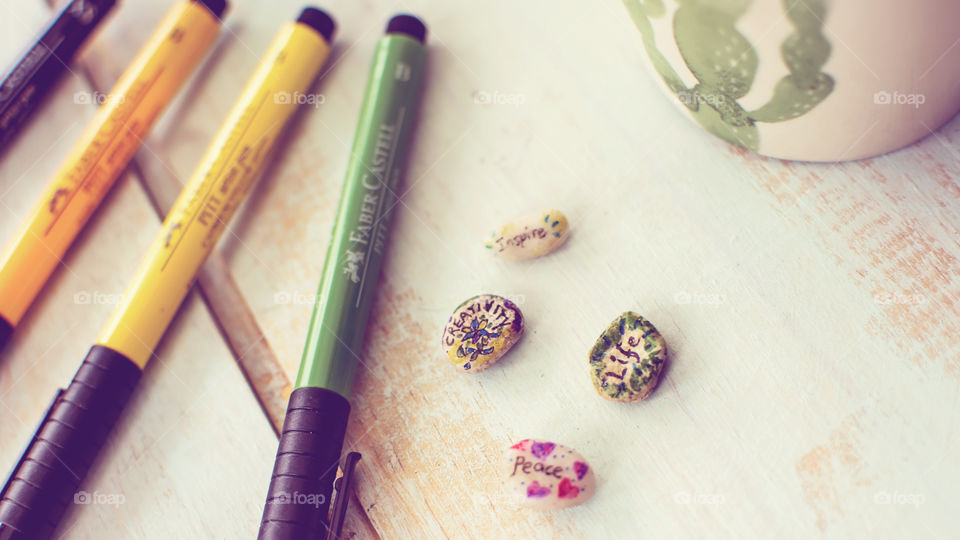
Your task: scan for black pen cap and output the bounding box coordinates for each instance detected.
[192,0,228,19]
[297,7,336,43]
[386,14,427,43]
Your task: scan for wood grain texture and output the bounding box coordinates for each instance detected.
[3,0,959,538]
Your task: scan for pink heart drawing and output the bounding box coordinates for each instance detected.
[510,440,529,451]
[526,481,550,498]
[530,441,555,460]
[573,461,589,481]
[557,478,580,499]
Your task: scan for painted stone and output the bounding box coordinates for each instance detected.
[485,209,569,260]
[441,294,524,373]
[503,439,595,509]
[589,312,667,402]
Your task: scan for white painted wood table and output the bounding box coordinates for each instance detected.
[1,0,958,538]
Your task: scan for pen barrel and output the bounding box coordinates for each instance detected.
[0,346,140,539]
[0,0,224,331]
[295,28,427,394]
[0,0,117,151]
[94,16,333,368]
[258,387,350,540]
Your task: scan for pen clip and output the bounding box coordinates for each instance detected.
[325,452,362,540]
[0,388,63,501]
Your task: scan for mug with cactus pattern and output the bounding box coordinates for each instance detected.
[624,0,960,161]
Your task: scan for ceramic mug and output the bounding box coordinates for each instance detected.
[623,0,960,161]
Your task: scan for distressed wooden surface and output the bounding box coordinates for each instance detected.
[3,0,960,538]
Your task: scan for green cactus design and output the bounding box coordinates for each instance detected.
[624,0,834,152]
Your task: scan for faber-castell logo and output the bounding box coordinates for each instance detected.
[342,250,363,283]
[340,120,401,300]
[345,122,396,255]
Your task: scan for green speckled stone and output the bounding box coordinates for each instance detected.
[589,312,666,402]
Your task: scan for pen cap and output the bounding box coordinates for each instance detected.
[258,387,350,539]
[0,346,141,538]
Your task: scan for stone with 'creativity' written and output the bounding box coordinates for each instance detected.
[441,294,524,373]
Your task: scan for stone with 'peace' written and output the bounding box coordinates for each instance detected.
[441,294,524,373]
[503,439,595,509]
[589,311,667,402]
[485,209,569,260]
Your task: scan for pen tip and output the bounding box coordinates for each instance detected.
[297,7,337,43]
[386,14,427,44]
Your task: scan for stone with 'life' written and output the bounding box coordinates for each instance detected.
[589,311,667,402]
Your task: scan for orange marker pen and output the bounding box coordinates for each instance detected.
[0,0,227,351]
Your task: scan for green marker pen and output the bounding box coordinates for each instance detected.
[258,14,427,540]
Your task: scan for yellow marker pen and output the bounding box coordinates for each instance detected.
[0,0,227,351]
[0,8,335,538]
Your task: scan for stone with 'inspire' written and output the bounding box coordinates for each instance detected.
[485,209,569,260]
[441,294,524,373]
[503,439,595,509]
